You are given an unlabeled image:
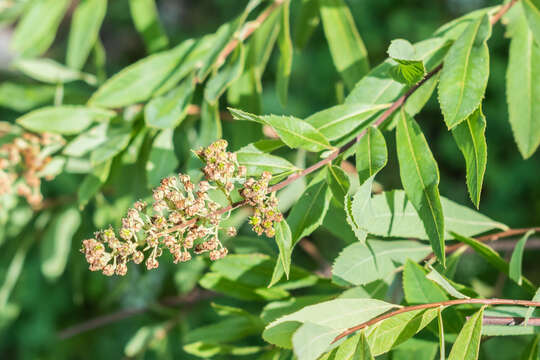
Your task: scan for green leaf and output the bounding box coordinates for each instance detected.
[336,331,374,360]
[403,260,448,305]
[0,82,55,112]
[447,307,484,360]
[78,160,112,209]
[124,325,159,357]
[237,143,298,177]
[306,103,390,141]
[523,0,540,45]
[198,100,222,147]
[67,0,107,70]
[509,230,535,285]
[287,177,331,245]
[426,266,470,299]
[17,106,115,135]
[184,316,264,345]
[451,107,487,208]
[326,165,350,207]
[438,307,445,360]
[146,129,178,187]
[230,108,332,152]
[40,207,81,281]
[396,110,445,265]
[319,0,369,90]
[10,0,70,57]
[263,298,397,349]
[274,220,293,280]
[391,338,439,360]
[205,44,246,104]
[332,240,431,286]
[292,322,339,360]
[451,232,536,294]
[294,0,320,49]
[13,58,96,85]
[387,39,426,85]
[89,40,195,107]
[356,126,388,184]
[277,0,293,106]
[90,123,133,165]
[344,177,372,243]
[367,308,438,356]
[506,11,540,158]
[128,0,169,53]
[520,335,540,360]
[354,190,507,240]
[144,75,195,129]
[525,288,540,324]
[438,14,492,129]
[63,123,108,157]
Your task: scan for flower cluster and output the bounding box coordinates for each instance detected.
[242,171,283,237]
[0,126,64,208]
[81,140,252,276]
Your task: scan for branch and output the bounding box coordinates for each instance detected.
[476,315,540,326]
[333,298,540,343]
[57,289,216,340]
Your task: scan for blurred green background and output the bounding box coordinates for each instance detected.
[0,0,539,358]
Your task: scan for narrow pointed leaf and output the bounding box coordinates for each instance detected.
[520,335,540,360]
[344,177,372,243]
[438,14,491,129]
[294,0,320,49]
[319,0,369,89]
[388,39,426,85]
[327,165,350,207]
[292,322,339,360]
[509,230,535,285]
[525,288,540,324]
[396,110,445,265]
[426,266,470,299]
[451,107,487,208]
[506,11,540,158]
[205,44,246,104]
[237,143,298,177]
[356,126,388,184]
[403,260,448,304]
[78,159,112,209]
[67,0,107,70]
[447,307,484,360]
[13,58,96,85]
[274,220,293,280]
[523,0,540,44]
[438,307,445,360]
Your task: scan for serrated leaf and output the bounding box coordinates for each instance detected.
[388,39,426,85]
[128,0,169,53]
[89,40,195,107]
[438,14,491,129]
[144,75,194,129]
[263,298,398,349]
[319,0,369,90]
[366,308,438,356]
[10,0,70,57]
[146,129,178,187]
[40,207,81,281]
[448,307,484,360]
[274,220,293,280]
[396,110,445,265]
[326,165,350,207]
[230,108,332,152]
[451,232,536,294]
[356,126,388,184]
[344,178,372,243]
[277,0,292,106]
[287,177,331,245]
[306,103,390,142]
[451,107,487,208]
[356,190,506,240]
[78,160,112,209]
[237,143,298,177]
[17,106,115,135]
[506,11,540,158]
[67,0,107,70]
[13,58,96,85]
[523,0,540,45]
[205,44,245,104]
[509,230,535,285]
[332,240,431,286]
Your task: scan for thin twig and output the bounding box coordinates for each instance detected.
[333,298,540,343]
[57,289,215,340]
[472,315,540,326]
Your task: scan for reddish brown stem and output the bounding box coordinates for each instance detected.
[475,315,540,326]
[333,298,540,343]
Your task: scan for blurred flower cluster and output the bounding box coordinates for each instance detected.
[0,124,64,208]
[81,139,283,276]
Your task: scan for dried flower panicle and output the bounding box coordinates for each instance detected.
[242,171,283,237]
[0,127,64,209]
[81,140,249,276]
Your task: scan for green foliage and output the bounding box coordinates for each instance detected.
[3,0,540,359]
